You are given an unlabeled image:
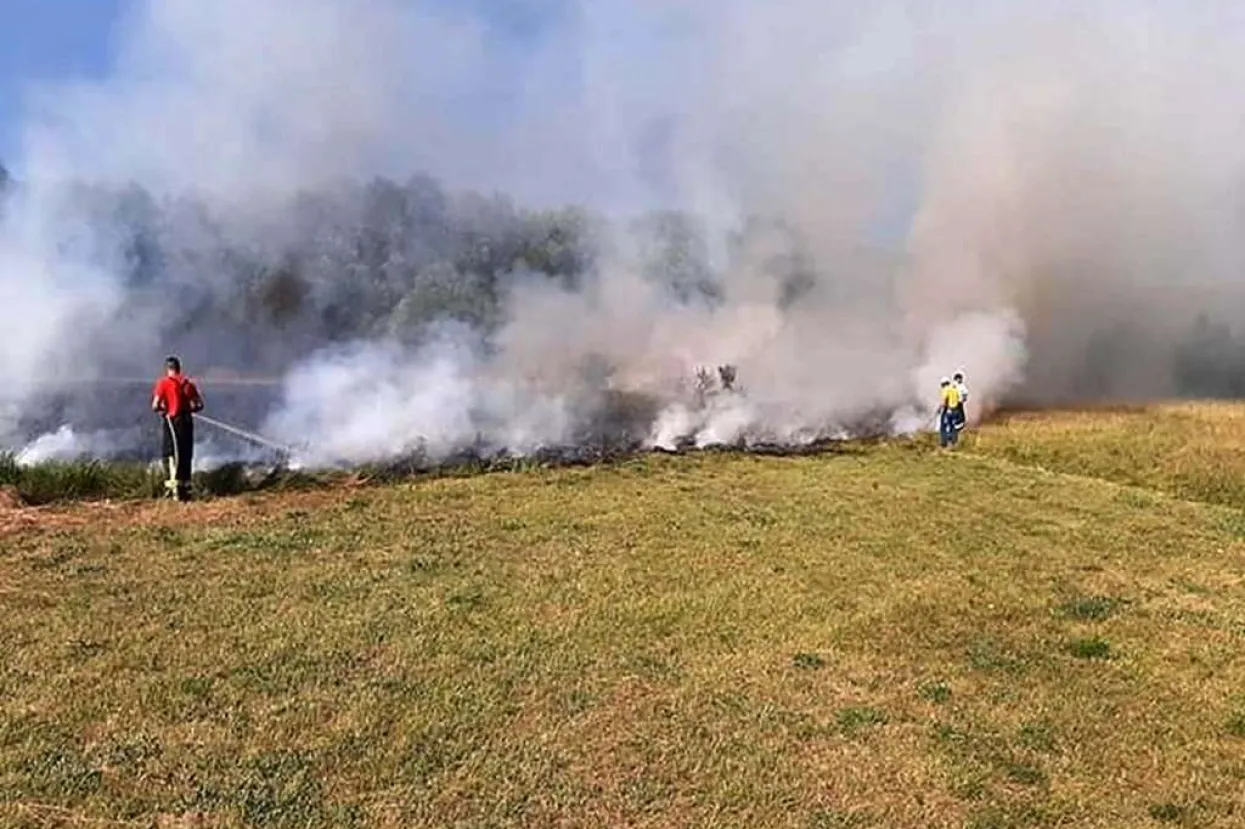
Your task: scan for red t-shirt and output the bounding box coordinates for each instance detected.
[153,374,203,418]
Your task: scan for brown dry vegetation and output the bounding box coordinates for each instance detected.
[3,404,1245,828]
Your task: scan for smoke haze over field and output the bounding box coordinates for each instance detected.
[4,0,1245,465]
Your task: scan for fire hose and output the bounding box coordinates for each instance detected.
[194,413,294,456]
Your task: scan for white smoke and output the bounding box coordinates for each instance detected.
[191,438,275,472]
[1,0,496,440]
[15,426,115,465]
[6,0,1245,466]
[14,424,268,472]
[913,311,1029,426]
[263,325,580,466]
[19,0,492,202]
[0,195,127,441]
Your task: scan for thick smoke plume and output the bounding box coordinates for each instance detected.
[3,0,1245,467]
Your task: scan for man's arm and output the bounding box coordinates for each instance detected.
[152,382,166,413]
[189,382,205,413]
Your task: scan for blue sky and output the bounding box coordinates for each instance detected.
[0,0,128,165]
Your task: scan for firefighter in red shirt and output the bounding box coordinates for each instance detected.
[151,356,205,501]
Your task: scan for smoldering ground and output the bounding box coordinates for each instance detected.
[4,0,1245,469]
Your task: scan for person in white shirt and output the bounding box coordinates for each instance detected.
[952,371,969,432]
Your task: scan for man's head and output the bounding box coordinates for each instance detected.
[940,377,950,387]
[165,356,182,376]
[953,372,964,383]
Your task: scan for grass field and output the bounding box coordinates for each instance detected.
[3,403,1245,828]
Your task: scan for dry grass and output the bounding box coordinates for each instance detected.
[975,400,1245,508]
[3,405,1245,827]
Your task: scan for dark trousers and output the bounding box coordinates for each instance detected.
[161,413,195,497]
[952,404,967,431]
[939,410,959,447]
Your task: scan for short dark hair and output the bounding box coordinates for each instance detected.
[165,356,181,373]
[953,372,964,381]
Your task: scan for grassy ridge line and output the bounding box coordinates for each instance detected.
[3,445,1245,827]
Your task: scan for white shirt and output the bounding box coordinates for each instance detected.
[955,382,969,404]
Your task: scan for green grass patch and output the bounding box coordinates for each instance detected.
[1017,721,1058,753]
[919,681,953,704]
[835,706,888,733]
[1148,802,1187,823]
[792,652,826,670]
[1059,595,1125,622]
[1066,637,1113,660]
[0,453,157,504]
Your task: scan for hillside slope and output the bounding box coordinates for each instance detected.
[3,406,1245,828]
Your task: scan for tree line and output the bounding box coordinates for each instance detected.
[0,160,1241,398]
[0,164,831,382]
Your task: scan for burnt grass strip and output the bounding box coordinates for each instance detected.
[3,425,900,507]
[354,429,889,483]
[3,391,914,507]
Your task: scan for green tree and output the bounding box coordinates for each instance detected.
[633,210,719,305]
[386,262,499,343]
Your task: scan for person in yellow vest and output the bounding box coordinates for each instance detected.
[937,377,961,447]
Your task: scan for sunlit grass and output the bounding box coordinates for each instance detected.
[2,406,1245,826]
[976,401,1245,508]
[0,452,157,505]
